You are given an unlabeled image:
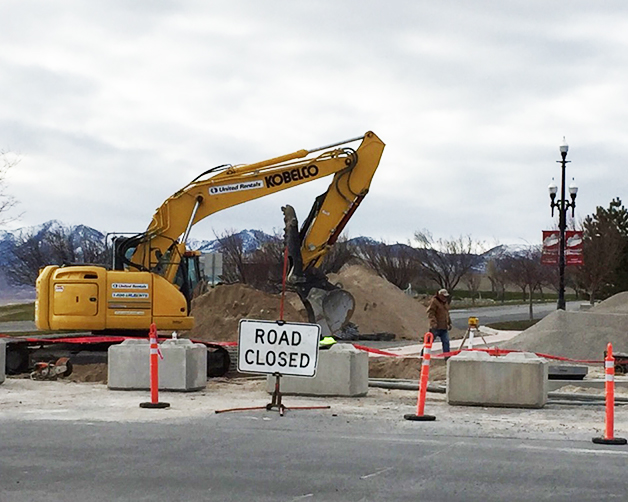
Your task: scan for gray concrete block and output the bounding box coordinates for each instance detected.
[0,339,5,384]
[108,338,207,391]
[447,351,548,408]
[266,343,368,396]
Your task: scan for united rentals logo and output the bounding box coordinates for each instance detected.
[209,180,264,195]
[111,283,149,290]
[264,164,319,188]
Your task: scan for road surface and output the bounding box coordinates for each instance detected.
[1,411,626,501]
[450,300,581,329]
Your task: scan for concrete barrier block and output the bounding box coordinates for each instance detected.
[266,343,368,396]
[108,339,207,391]
[0,339,5,384]
[447,351,548,408]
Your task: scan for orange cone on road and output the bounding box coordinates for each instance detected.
[404,332,436,422]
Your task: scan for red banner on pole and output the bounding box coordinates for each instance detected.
[565,230,584,266]
[541,230,583,266]
[541,230,559,265]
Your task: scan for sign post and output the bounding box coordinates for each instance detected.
[215,319,330,416]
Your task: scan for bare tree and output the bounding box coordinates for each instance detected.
[7,224,107,286]
[319,234,356,275]
[485,256,508,303]
[356,240,419,290]
[6,232,50,285]
[413,230,486,292]
[214,229,249,284]
[463,271,482,305]
[0,150,20,225]
[247,231,285,292]
[499,247,547,320]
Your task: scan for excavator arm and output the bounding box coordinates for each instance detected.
[121,131,384,284]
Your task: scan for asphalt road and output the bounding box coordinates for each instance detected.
[1,413,626,501]
[450,300,581,329]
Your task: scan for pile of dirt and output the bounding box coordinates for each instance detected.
[189,284,307,342]
[69,364,108,384]
[188,264,433,343]
[501,308,628,361]
[369,356,447,381]
[327,264,431,340]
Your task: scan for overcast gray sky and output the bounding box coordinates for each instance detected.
[1,1,627,247]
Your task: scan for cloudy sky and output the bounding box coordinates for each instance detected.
[1,1,627,247]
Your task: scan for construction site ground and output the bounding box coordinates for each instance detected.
[2,264,628,443]
[1,371,627,446]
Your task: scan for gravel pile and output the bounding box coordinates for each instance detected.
[590,292,628,314]
[502,309,628,361]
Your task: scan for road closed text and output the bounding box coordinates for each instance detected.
[244,329,310,368]
[238,320,320,377]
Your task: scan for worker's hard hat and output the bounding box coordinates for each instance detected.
[319,336,337,349]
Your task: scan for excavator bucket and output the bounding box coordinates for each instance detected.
[303,287,356,338]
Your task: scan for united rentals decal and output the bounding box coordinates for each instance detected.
[264,164,319,188]
[111,283,149,289]
[209,180,264,195]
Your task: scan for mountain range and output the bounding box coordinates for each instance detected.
[0,220,531,297]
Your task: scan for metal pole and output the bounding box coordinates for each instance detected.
[558,153,567,310]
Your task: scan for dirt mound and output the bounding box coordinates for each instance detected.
[69,364,108,383]
[327,264,429,341]
[188,264,431,343]
[591,292,628,314]
[501,310,628,361]
[189,284,307,342]
[369,356,447,381]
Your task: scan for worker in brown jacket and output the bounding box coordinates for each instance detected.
[426,288,452,355]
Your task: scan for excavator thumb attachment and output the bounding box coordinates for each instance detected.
[282,204,356,338]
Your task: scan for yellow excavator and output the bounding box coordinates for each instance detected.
[35,131,385,337]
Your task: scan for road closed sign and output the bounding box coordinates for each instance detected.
[238,319,321,377]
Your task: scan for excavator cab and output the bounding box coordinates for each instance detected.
[173,250,204,307]
[112,236,203,309]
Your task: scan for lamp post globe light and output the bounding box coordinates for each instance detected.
[548,137,578,310]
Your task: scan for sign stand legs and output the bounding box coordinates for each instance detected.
[267,373,287,415]
[215,373,331,417]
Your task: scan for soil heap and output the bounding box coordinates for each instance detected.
[327,264,430,340]
[189,284,306,342]
[188,264,430,343]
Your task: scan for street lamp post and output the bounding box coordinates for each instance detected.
[548,137,578,310]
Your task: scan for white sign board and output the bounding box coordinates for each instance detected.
[238,319,321,377]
